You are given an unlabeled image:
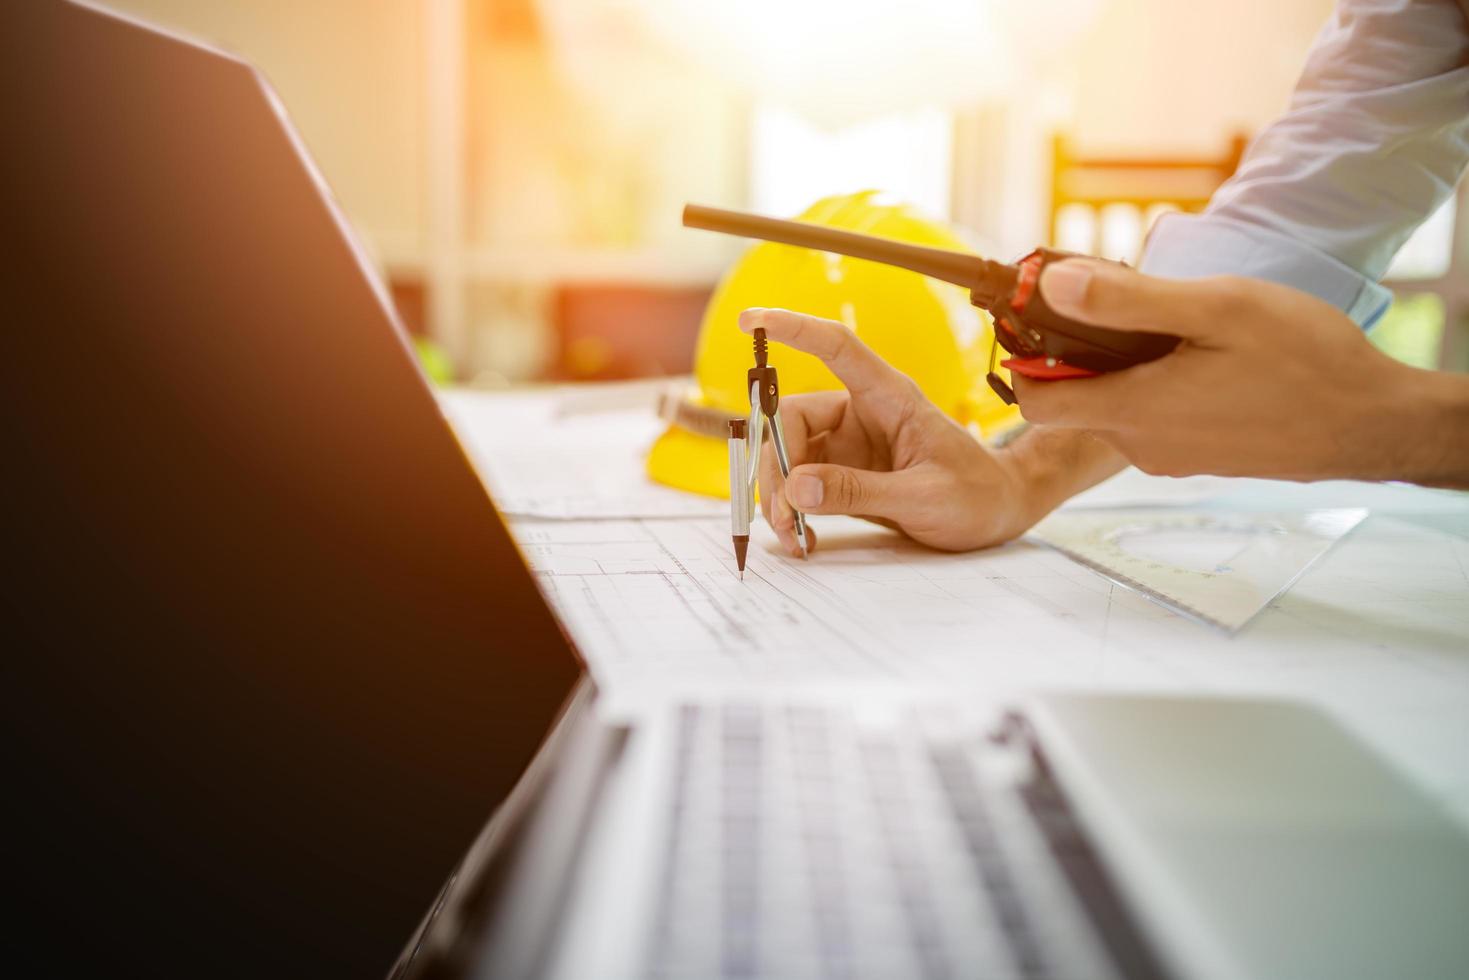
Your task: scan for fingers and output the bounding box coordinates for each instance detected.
[1011,356,1171,429]
[776,389,848,438]
[1039,259,1229,340]
[739,308,905,397]
[756,392,845,557]
[758,433,796,553]
[783,463,904,520]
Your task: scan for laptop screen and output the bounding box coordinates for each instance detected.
[1,3,582,976]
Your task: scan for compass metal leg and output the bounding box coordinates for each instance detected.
[768,409,808,556]
[745,381,765,491]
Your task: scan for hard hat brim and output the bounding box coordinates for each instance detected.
[646,424,735,499]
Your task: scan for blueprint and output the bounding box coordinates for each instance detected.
[523,516,1151,693]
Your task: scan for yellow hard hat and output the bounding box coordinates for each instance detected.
[649,190,1023,498]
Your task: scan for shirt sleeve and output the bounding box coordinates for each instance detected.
[1140,0,1469,328]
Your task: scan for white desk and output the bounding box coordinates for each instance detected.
[442,385,1469,828]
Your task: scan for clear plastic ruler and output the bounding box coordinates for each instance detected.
[1027,508,1369,633]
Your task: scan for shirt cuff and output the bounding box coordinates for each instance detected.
[1139,212,1394,329]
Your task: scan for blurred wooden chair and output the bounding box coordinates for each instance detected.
[1050,133,1466,370]
[1049,133,1248,262]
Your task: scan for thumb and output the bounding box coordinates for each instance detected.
[1039,258,1220,340]
[784,463,903,519]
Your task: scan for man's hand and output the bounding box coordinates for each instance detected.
[1013,259,1469,486]
[739,308,1122,555]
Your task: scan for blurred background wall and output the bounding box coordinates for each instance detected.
[104,0,1466,383]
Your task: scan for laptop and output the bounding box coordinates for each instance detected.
[7,4,1469,980]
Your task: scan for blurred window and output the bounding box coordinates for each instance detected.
[750,104,953,219]
[1098,203,1144,263]
[1369,293,1445,370]
[1053,203,1097,255]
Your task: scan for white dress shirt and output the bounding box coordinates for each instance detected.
[1140,0,1469,327]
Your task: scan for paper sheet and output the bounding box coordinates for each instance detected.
[439,385,723,519]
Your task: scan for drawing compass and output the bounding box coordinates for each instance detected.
[728,327,807,578]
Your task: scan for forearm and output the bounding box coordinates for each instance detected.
[1000,425,1126,520]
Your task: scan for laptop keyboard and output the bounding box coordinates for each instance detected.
[643,704,1116,980]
